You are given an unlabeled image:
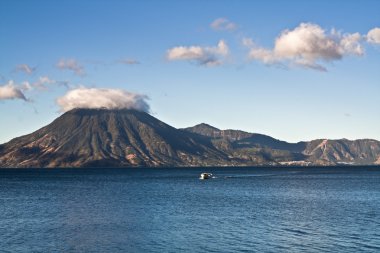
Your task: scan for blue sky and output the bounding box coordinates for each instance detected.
[0,0,379,143]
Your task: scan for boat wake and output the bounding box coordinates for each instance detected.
[224,174,277,179]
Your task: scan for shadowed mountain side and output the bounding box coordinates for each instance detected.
[184,123,380,166]
[0,109,380,168]
[183,123,306,152]
[0,109,229,168]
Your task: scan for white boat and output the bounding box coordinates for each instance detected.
[199,173,213,180]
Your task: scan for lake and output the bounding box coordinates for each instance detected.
[0,167,379,252]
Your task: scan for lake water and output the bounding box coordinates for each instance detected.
[0,167,379,252]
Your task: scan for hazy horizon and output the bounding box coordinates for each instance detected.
[1,0,379,144]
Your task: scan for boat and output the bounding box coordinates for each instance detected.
[199,173,213,180]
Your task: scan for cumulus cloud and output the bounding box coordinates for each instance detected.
[56,58,85,76]
[56,87,150,112]
[249,48,278,64]
[367,27,380,44]
[0,81,27,101]
[339,32,364,55]
[210,18,237,31]
[166,40,229,66]
[246,23,365,71]
[15,64,36,74]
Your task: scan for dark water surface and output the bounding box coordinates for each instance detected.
[0,167,379,252]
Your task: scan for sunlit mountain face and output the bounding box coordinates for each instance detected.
[1,108,379,168]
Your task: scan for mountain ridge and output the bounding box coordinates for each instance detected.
[0,108,379,168]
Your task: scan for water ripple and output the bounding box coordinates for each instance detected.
[0,167,379,252]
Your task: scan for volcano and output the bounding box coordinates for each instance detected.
[0,108,379,168]
[0,108,228,167]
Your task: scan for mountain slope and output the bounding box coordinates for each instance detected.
[0,109,379,168]
[0,109,229,167]
[184,124,380,166]
[303,139,380,165]
[184,123,306,151]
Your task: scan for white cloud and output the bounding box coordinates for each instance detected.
[166,40,229,66]
[20,76,56,91]
[33,76,56,90]
[339,32,364,55]
[0,81,27,101]
[249,48,278,65]
[246,23,365,71]
[210,18,237,31]
[57,87,150,112]
[56,58,85,76]
[21,81,33,91]
[15,64,36,74]
[367,27,380,44]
